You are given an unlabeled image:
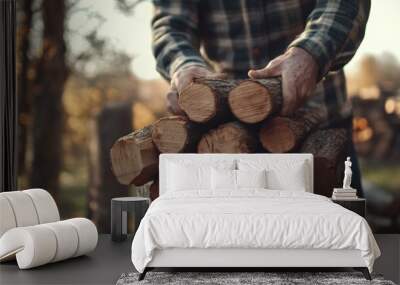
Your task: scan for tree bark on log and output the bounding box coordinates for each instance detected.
[197,122,258,153]
[178,78,238,124]
[228,77,282,124]
[149,177,159,201]
[259,108,325,153]
[152,115,204,153]
[300,128,348,197]
[110,125,159,186]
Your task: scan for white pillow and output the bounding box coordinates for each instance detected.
[267,166,306,191]
[212,169,268,190]
[166,159,236,192]
[167,162,211,191]
[238,159,308,192]
[236,169,267,189]
[212,168,236,190]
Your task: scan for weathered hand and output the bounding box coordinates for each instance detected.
[165,90,185,115]
[248,47,319,116]
[171,65,214,94]
[169,66,225,115]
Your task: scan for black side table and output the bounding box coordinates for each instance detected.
[331,198,366,218]
[111,197,149,242]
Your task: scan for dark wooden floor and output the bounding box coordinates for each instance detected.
[0,234,398,285]
[0,235,134,285]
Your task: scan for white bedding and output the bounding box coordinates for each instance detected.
[131,190,380,273]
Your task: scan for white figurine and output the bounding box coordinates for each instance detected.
[342,157,353,189]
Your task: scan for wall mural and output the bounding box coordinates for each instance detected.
[15,0,399,234]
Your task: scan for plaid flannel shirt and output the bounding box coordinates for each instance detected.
[152,0,370,127]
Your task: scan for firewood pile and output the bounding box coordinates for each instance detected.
[110,77,349,199]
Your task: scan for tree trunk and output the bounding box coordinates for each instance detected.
[178,78,238,124]
[149,177,159,201]
[30,0,68,203]
[110,125,159,186]
[300,128,348,197]
[259,108,325,153]
[88,102,132,233]
[197,121,258,153]
[17,0,33,176]
[228,77,282,124]
[152,115,204,153]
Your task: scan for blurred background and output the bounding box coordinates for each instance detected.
[16,0,400,233]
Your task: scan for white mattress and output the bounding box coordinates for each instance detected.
[131,190,380,273]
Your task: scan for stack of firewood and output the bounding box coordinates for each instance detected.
[110,77,348,199]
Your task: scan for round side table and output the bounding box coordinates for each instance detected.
[111,197,149,242]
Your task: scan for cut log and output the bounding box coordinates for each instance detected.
[259,108,325,153]
[197,122,258,153]
[110,126,159,186]
[152,115,204,153]
[149,178,159,201]
[228,77,282,124]
[300,128,348,197]
[178,78,238,124]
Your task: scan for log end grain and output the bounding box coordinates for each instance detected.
[259,117,297,153]
[228,78,282,124]
[197,122,257,153]
[152,116,190,153]
[179,83,216,123]
[228,80,272,124]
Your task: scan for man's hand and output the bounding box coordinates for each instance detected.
[168,65,217,115]
[171,65,214,94]
[248,47,319,116]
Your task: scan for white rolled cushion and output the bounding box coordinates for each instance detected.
[0,191,39,227]
[42,221,79,262]
[0,218,97,269]
[0,196,17,237]
[0,226,57,269]
[236,169,267,189]
[238,159,307,191]
[24,188,60,223]
[167,162,212,191]
[212,168,236,190]
[66,218,98,257]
